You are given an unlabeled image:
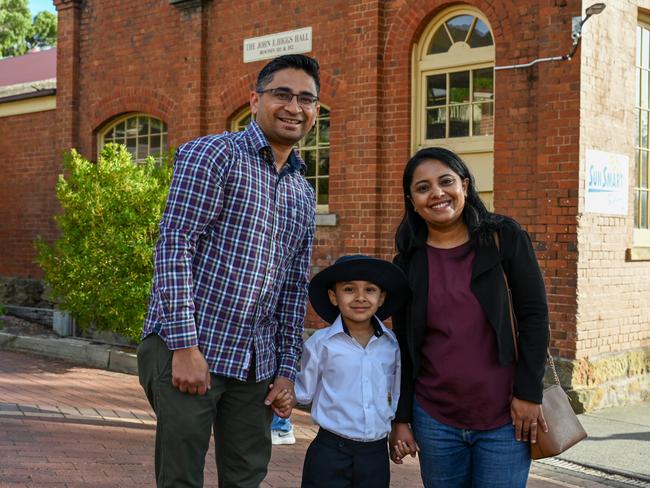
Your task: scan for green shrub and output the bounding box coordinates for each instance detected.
[36,144,173,342]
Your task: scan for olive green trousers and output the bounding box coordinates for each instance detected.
[137,334,273,488]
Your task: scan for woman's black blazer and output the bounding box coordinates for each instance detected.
[392,220,550,423]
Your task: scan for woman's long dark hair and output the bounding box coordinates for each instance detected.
[395,147,504,255]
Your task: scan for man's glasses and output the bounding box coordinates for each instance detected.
[257,88,319,108]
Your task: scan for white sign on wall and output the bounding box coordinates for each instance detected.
[585,149,629,215]
[243,27,312,63]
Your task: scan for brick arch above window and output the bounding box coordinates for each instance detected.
[384,0,508,65]
[90,89,176,141]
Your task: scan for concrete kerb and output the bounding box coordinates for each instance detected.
[0,331,138,375]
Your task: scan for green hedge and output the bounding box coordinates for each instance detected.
[36,144,173,342]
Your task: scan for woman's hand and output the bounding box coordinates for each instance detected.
[510,397,548,443]
[389,422,419,464]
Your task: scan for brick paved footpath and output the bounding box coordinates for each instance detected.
[0,350,623,488]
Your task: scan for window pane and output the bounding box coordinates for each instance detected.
[641,28,650,69]
[126,117,138,137]
[318,149,329,177]
[126,137,137,155]
[642,191,648,228]
[643,110,648,148]
[637,109,641,147]
[428,25,452,54]
[150,118,162,134]
[635,190,640,227]
[450,71,470,104]
[303,126,317,148]
[473,102,494,136]
[426,74,446,106]
[139,117,149,137]
[642,150,649,189]
[150,134,162,156]
[638,26,643,67]
[449,105,470,137]
[446,15,473,43]
[318,117,329,145]
[115,122,125,140]
[137,136,149,160]
[318,177,329,205]
[104,127,115,141]
[637,68,641,108]
[303,150,316,177]
[643,70,648,109]
[468,19,493,48]
[426,108,446,139]
[473,68,493,102]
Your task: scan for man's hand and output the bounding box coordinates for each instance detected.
[171,346,211,395]
[511,397,547,443]
[265,376,296,418]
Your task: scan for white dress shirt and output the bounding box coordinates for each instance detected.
[295,315,401,442]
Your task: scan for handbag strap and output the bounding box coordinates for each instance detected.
[493,232,561,386]
[493,231,519,362]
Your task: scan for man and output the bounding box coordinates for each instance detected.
[137,54,320,487]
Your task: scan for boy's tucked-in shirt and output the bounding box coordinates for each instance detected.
[295,315,401,442]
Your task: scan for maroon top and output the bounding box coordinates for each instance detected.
[415,242,514,430]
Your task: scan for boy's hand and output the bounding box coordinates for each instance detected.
[264,376,296,418]
[389,422,419,464]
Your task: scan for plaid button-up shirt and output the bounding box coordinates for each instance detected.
[142,121,315,382]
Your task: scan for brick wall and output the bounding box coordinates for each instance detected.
[1,0,647,366]
[0,109,59,277]
[576,0,650,357]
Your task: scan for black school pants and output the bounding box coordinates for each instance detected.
[301,428,390,488]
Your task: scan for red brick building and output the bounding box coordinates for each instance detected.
[0,0,648,410]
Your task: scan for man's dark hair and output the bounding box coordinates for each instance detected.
[256,54,321,94]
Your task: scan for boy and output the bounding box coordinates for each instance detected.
[295,254,409,488]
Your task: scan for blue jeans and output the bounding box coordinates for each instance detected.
[412,399,530,488]
[271,414,292,432]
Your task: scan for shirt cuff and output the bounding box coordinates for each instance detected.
[276,361,298,383]
[161,319,199,350]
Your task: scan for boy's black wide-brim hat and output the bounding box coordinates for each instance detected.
[309,254,409,324]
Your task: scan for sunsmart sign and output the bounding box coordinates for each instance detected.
[585,149,629,215]
[244,27,312,63]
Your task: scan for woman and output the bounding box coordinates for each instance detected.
[389,147,549,487]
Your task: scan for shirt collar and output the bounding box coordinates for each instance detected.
[324,314,396,343]
[244,120,305,175]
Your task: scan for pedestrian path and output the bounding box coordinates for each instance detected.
[0,348,647,487]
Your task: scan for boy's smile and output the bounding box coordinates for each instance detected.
[328,280,386,328]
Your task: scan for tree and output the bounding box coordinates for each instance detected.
[36,145,173,342]
[27,11,57,50]
[0,0,31,57]
[0,0,57,58]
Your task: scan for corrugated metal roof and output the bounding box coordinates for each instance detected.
[0,48,57,87]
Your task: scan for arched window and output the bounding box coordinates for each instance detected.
[413,7,495,208]
[232,106,331,211]
[99,114,168,163]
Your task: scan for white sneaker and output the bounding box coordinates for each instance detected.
[271,428,296,445]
